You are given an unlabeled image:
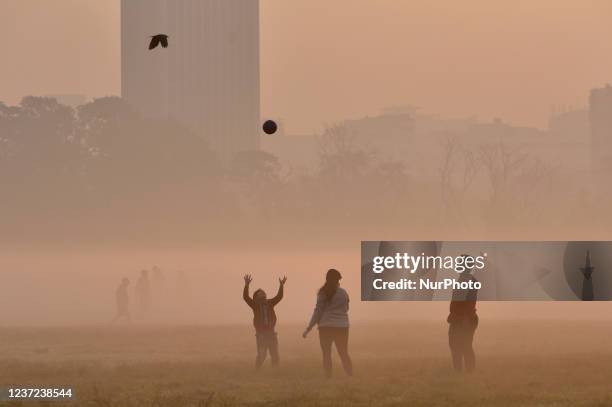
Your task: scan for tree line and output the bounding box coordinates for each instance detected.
[0,97,420,247]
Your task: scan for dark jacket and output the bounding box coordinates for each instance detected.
[243,284,283,332]
[447,274,478,324]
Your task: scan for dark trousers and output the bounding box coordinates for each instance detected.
[318,327,353,377]
[448,315,478,373]
[255,331,279,369]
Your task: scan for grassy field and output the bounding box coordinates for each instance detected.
[1,321,612,406]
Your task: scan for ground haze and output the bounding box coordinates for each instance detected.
[2,321,611,406]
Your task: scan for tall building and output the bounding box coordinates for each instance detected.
[589,84,612,179]
[121,0,260,158]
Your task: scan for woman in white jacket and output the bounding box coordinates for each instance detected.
[303,269,353,378]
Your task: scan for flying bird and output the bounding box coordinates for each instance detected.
[149,34,169,50]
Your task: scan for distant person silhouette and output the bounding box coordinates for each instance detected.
[243,274,286,369]
[135,269,152,318]
[303,269,353,378]
[149,34,169,50]
[447,255,480,373]
[112,278,131,324]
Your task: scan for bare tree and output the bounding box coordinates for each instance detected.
[478,140,528,207]
[478,139,553,228]
[439,135,480,226]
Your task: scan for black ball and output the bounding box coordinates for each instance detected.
[262,120,278,135]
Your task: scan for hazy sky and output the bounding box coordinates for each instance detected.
[1,0,611,133]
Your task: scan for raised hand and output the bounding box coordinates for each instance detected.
[279,276,287,286]
[244,274,253,285]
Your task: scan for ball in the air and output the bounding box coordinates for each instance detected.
[262,120,278,135]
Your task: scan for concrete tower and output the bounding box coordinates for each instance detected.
[121,0,260,158]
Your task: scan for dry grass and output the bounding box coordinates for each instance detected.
[1,321,612,406]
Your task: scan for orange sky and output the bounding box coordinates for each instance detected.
[1,0,611,133]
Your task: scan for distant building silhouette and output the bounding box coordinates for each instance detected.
[589,85,612,180]
[343,111,416,143]
[121,0,260,158]
[548,108,589,139]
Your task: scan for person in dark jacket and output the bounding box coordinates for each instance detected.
[243,274,287,369]
[447,255,480,373]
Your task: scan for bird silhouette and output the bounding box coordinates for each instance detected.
[149,34,169,50]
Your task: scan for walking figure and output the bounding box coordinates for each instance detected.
[303,269,353,378]
[112,278,131,324]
